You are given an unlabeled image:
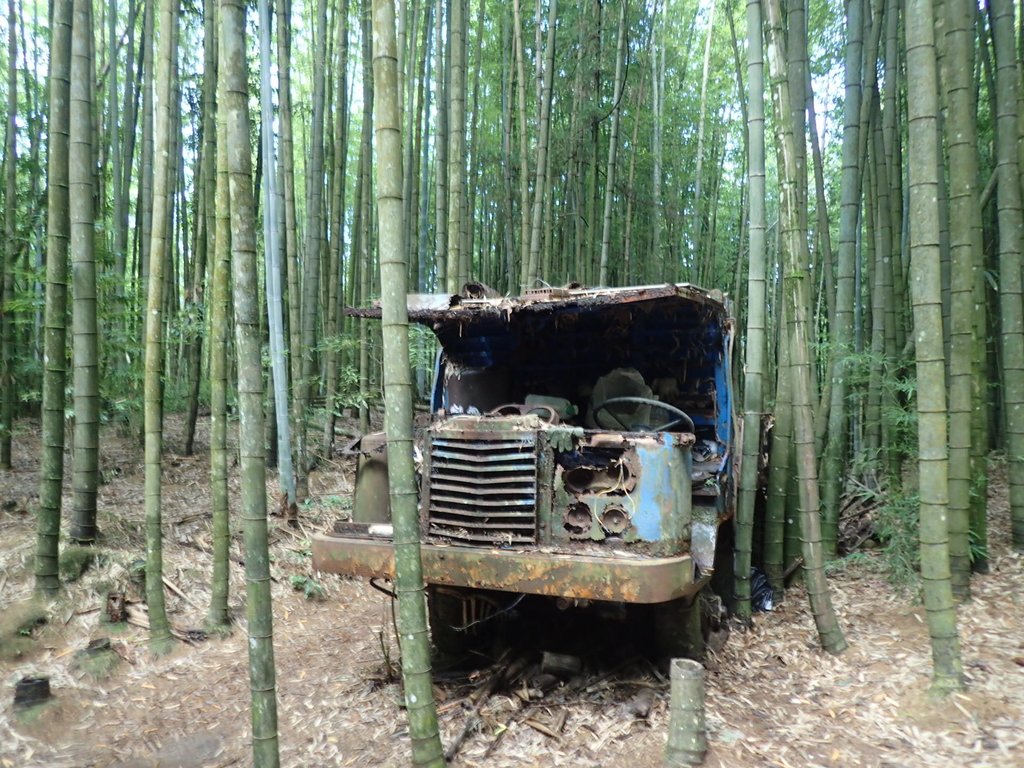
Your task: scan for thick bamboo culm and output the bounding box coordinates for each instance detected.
[664,658,708,766]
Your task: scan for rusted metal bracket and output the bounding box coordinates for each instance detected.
[312,533,700,603]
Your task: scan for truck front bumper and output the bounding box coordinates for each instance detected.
[311,533,699,603]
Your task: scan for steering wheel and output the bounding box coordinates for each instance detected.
[488,403,561,424]
[591,396,694,432]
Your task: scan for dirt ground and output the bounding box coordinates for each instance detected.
[1,416,1022,768]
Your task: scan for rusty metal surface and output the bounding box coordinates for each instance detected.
[424,430,539,546]
[550,431,692,554]
[333,280,735,602]
[347,283,729,324]
[351,432,391,524]
[311,534,699,603]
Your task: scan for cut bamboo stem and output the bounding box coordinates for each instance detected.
[665,658,707,766]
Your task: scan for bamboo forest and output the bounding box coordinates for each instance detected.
[1,0,1023,765]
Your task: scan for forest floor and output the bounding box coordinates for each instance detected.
[0,415,1022,768]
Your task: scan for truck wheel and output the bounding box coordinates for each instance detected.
[653,594,705,661]
[427,586,469,663]
[427,586,507,666]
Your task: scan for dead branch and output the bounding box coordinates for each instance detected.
[445,652,514,763]
[163,576,203,611]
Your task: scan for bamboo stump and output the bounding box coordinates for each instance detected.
[664,658,707,766]
[13,676,51,709]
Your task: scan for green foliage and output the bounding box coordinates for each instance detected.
[288,574,326,601]
[160,374,196,416]
[71,642,120,680]
[832,341,921,587]
[375,626,399,684]
[298,494,351,527]
[99,364,144,436]
[409,324,439,378]
[0,600,48,662]
[167,301,206,349]
[95,288,146,433]
[13,698,56,723]
[2,259,44,397]
[873,488,921,590]
[823,550,876,575]
[317,334,375,412]
[279,541,312,566]
[968,528,988,566]
[320,494,352,512]
[841,347,918,476]
[59,545,100,582]
[127,558,147,591]
[333,364,367,413]
[881,363,918,456]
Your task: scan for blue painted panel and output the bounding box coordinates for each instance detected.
[632,439,677,542]
[431,351,445,412]
[715,324,733,444]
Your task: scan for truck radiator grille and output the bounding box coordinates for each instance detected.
[426,434,538,546]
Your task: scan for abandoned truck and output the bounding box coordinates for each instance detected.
[312,283,737,660]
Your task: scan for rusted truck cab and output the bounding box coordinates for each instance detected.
[312,283,735,658]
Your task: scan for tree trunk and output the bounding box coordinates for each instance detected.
[433,0,448,287]
[401,0,421,284]
[820,0,864,548]
[276,0,301,415]
[139,0,154,294]
[991,0,1024,551]
[806,67,837,461]
[651,19,664,279]
[941,0,985,593]
[259,0,295,510]
[597,0,624,286]
[24,1,45,362]
[905,0,964,691]
[764,0,846,655]
[621,80,645,285]
[294,0,329,500]
[183,0,219,457]
[416,1,435,291]
[691,0,717,281]
[371,0,444,763]
[881,0,905,352]
[222,0,282,759]
[143,0,179,655]
[870,106,897,479]
[582,0,601,285]
[323,0,351,456]
[0,0,17,468]
[764,300,791,595]
[445,0,465,292]
[512,0,531,289]
[862,150,881,457]
[111,0,134,300]
[36,0,73,595]
[208,3,231,627]
[785,0,807,234]
[69,0,100,544]
[734,0,766,623]
[462,0,484,281]
[526,0,557,289]
[357,0,374,434]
